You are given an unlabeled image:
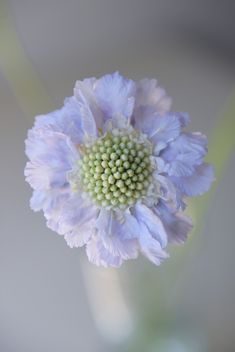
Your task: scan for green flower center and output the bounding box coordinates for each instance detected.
[81,133,153,208]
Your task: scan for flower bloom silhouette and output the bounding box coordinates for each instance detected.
[25,72,214,267]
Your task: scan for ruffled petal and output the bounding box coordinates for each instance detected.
[74,78,108,140]
[139,232,169,265]
[95,209,139,260]
[25,129,79,190]
[77,94,98,141]
[64,224,94,248]
[134,78,172,115]
[161,132,208,177]
[29,188,71,234]
[101,236,138,261]
[94,72,135,119]
[35,97,85,144]
[132,214,168,266]
[30,188,69,213]
[149,113,181,149]
[135,112,187,152]
[74,77,104,130]
[96,208,139,239]
[133,202,168,247]
[86,236,123,268]
[103,114,133,135]
[156,201,193,244]
[53,195,99,247]
[153,173,178,210]
[171,163,215,196]
[56,195,98,235]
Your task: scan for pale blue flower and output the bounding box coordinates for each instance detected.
[25,72,214,267]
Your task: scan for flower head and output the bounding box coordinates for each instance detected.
[25,72,214,267]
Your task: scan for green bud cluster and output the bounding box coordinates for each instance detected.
[81,133,152,208]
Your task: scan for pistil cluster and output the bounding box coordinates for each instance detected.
[81,133,153,208]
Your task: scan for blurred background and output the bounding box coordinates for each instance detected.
[0,0,235,351]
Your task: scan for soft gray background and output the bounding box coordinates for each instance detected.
[0,0,235,351]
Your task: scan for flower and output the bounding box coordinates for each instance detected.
[25,72,214,267]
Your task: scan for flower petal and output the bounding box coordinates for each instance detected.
[162,132,208,177]
[156,201,193,244]
[56,195,98,235]
[35,97,86,144]
[74,77,104,130]
[77,92,98,141]
[86,236,123,268]
[30,188,69,213]
[95,209,139,260]
[128,202,170,265]
[25,129,79,190]
[134,217,168,265]
[101,236,139,261]
[171,163,215,196]
[153,173,178,209]
[149,113,186,146]
[64,224,94,248]
[50,195,98,247]
[134,78,172,115]
[135,112,186,152]
[29,188,71,234]
[133,202,168,248]
[94,72,135,119]
[139,233,169,265]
